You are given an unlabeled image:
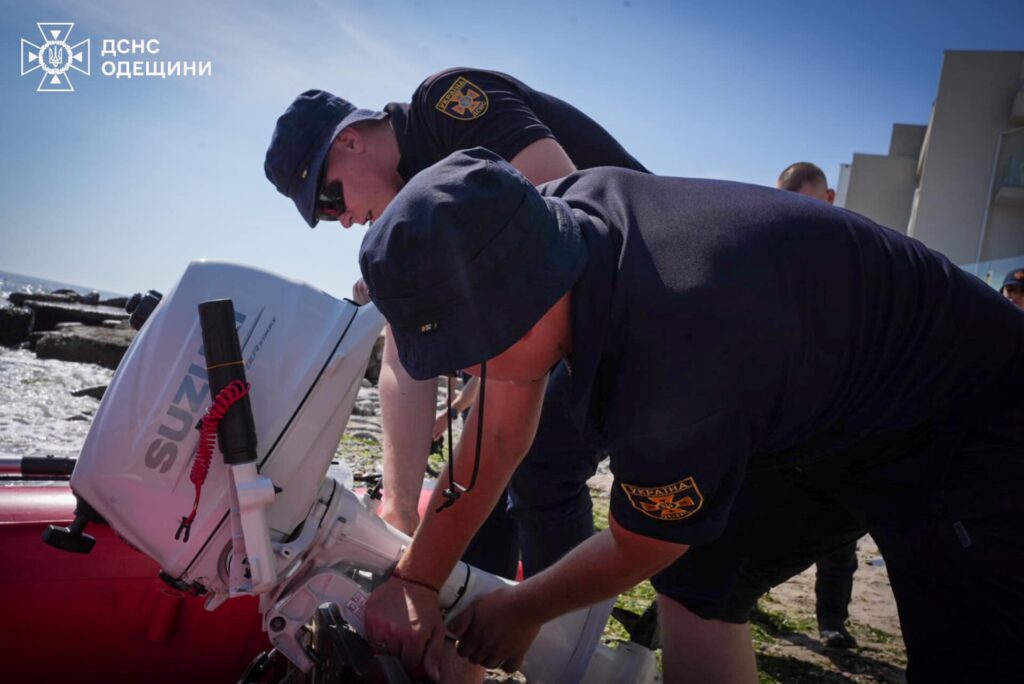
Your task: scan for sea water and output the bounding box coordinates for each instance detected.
[0,270,121,459]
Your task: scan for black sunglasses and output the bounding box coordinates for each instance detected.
[315,175,346,221]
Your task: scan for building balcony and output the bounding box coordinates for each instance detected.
[996,154,1024,207]
[995,154,1024,206]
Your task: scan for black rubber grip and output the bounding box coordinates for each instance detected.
[198,299,258,466]
[22,455,76,478]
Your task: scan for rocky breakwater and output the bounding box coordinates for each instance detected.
[1,289,135,370]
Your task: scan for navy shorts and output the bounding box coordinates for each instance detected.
[653,404,1024,681]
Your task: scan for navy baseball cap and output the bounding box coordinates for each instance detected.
[359,147,587,380]
[1001,267,1024,290]
[264,90,387,227]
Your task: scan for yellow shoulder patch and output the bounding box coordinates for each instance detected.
[620,477,704,521]
[435,76,489,121]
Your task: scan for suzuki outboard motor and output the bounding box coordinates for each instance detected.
[64,261,383,600]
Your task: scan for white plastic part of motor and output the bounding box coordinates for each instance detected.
[228,461,277,594]
[265,480,655,684]
[582,642,662,684]
[71,260,385,601]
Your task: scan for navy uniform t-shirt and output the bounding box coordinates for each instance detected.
[385,68,649,180]
[538,168,1024,546]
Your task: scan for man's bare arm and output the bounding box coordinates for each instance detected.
[364,376,548,674]
[399,375,548,582]
[379,328,438,534]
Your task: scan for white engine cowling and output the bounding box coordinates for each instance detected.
[70,260,384,600]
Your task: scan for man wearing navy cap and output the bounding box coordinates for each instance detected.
[265,70,646,678]
[265,66,646,561]
[359,148,1024,682]
[1001,266,1024,310]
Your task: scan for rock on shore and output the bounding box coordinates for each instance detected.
[2,289,136,368]
[0,307,33,346]
[33,323,136,370]
[24,300,128,332]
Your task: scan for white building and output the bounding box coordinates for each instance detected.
[837,51,1024,286]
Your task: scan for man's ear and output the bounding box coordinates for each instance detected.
[336,127,364,154]
[826,188,836,205]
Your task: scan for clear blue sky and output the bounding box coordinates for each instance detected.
[2,0,1022,297]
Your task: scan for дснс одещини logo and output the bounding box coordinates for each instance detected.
[21,22,90,92]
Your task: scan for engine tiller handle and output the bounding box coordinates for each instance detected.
[197,299,258,465]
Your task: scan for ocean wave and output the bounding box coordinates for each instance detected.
[0,347,112,458]
[0,269,124,307]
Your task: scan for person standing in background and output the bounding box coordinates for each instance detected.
[778,161,859,648]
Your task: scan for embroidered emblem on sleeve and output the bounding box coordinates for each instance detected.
[435,76,489,121]
[621,477,704,521]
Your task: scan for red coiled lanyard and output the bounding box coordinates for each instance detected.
[175,380,251,542]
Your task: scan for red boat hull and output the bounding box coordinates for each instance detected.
[0,479,519,682]
[0,483,268,684]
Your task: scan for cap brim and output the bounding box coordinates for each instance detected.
[387,198,586,380]
[297,109,388,228]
